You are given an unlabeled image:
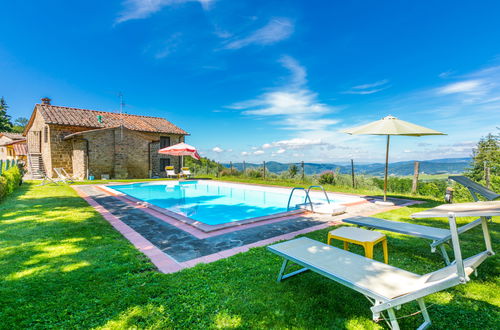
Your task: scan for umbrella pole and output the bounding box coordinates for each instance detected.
[384,135,390,202]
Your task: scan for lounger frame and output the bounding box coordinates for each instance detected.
[269,211,496,330]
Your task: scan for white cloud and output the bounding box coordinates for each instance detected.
[276,148,286,154]
[116,0,214,23]
[271,138,325,149]
[152,33,182,59]
[212,146,223,153]
[279,55,306,87]
[253,150,265,155]
[438,80,485,95]
[343,80,390,95]
[262,143,272,149]
[224,18,294,49]
[241,151,249,156]
[229,56,338,132]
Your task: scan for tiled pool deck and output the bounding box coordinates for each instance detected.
[73,184,420,274]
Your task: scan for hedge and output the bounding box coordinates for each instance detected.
[0,165,22,201]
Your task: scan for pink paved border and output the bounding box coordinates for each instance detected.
[72,185,419,274]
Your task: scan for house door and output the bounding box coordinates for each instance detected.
[28,131,42,153]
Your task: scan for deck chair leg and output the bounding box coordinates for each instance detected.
[480,217,494,254]
[386,308,400,330]
[438,244,451,265]
[416,298,432,330]
[277,259,288,282]
[276,258,309,282]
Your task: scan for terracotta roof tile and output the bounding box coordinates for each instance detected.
[35,104,188,135]
[0,132,25,140]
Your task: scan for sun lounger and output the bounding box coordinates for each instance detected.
[449,175,499,201]
[268,203,498,329]
[165,166,177,178]
[53,168,75,184]
[343,214,482,265]
[181,167,191,178]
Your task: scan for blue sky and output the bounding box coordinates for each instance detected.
[1,0,500,163]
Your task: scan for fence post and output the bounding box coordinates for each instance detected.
[411,161,420,194]
[263,161,266,180]
[351,159,355,188]
[230,161,233,175]
[301,161,305,181]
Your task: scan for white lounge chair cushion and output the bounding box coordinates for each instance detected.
[269,237,475,300]
[412,201,500,218]
[329,227,385,243]
[343,216,450,240]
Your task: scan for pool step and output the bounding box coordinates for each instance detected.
[296,202,346,215]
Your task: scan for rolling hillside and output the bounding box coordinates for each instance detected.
[223,158,470,176]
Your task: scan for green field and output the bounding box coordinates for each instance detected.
[0,182,498,329]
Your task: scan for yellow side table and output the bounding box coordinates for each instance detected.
[327,227,388,263]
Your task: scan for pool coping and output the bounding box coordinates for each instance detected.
[98,181,366,233]
[72,184,421,274]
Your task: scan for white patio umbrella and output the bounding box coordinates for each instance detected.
[158,142,201,168]
[343,115,445,204]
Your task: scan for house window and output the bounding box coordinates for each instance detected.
[44,126,48,143]
[160,158,171,170]
[160,136,171,149]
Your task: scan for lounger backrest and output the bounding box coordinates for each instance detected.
[449,176,500,201]
[54,168,65,178]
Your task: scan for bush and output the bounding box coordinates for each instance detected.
[244,168,263,178]
[0,165,22,201]
[318,171,336,185]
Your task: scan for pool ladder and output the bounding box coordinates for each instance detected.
[286,185,331,212]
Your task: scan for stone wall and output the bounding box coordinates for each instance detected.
[149,134,184,177]
[26,110,52,176]
[71,139,87,180]
[49,124,88,177]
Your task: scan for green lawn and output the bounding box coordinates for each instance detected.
[0,183,498,329]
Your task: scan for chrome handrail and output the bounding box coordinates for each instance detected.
[307,185,331,204]
[287,187,314,212]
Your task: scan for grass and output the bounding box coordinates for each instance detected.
[0,183,498,329]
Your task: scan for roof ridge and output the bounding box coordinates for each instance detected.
[36,104,172,120]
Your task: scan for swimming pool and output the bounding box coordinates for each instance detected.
[106,181,358,226]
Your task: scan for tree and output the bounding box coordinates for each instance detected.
[0,97,13,132]
[288,164,299,177]
[467,131,500,181]
[12,117,29,133]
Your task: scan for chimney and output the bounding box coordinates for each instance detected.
[41,97,51,105]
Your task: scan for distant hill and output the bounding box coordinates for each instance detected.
[223,157,471,176]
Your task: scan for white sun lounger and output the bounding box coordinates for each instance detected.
[344,199,499,265]
[449,175,500,201]
[181,167,191,178]
[268,203,498,329]
[53,168,75,184]
[165,166,177,178]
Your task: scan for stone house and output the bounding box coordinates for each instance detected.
[0,132,27,161]
[23,98,189,180]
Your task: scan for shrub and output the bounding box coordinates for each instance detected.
[318,171,336,185]
[244,168,263,178]
[0,165,22,201]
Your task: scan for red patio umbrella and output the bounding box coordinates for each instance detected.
[158,142,200,167]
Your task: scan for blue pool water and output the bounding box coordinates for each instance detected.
[108,181,332,225]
